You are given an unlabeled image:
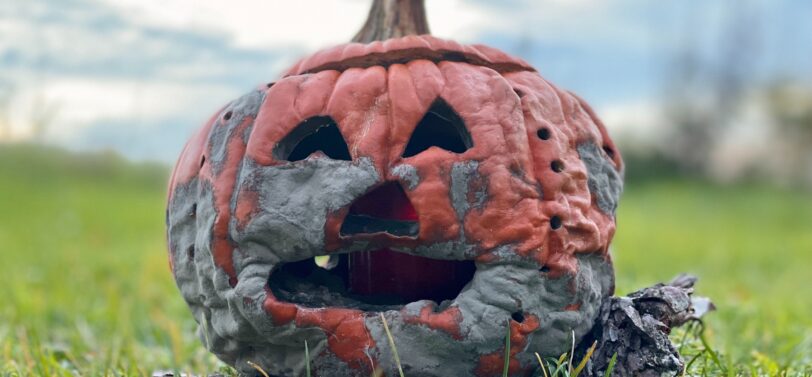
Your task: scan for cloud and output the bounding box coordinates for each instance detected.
[40,78,234,134]
[1,0,289,84]
[97,0,495,49]
[3,0,810,161]
[1,0,292,150]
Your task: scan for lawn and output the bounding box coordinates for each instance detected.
[614,179,812,375]
[0,143,810,376]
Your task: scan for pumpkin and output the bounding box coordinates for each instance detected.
[166,3,623,376]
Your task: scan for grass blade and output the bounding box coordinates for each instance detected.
[684,349,706,375]
[552,359,569,376]
[201,314,211,350]
[568,330,575,376]
[572,341,597,377]
[379,312,405,377]
[503,320,511,377]
[305,340,311,377]
[677,321,696,354]
[247,360,270,377]
[546,352,569,375]
[603,353,617,377]
[534,352,549,377]
[698,324,724,372]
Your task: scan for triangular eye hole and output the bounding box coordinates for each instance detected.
[274,116,352,162]
[402,98,473,158]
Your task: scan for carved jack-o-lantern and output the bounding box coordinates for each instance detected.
[167,2,622,376]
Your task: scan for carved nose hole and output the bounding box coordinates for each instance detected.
[340,182,419,237]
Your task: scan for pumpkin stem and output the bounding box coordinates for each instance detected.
[352,0,430,43]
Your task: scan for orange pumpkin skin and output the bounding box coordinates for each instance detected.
[167,35,622,377]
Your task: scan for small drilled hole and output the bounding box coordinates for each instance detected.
[511,311,525,323]
[200,155,206,167]
[187,245,195,260]
[189,203,197,218]
[551,160,564,173]
[537,128,551,140]
[223,111,233,121]
[550,216,562,230]
[603,145,615,158]
[539,265,551,273]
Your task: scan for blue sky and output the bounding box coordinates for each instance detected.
[1,0,810,162]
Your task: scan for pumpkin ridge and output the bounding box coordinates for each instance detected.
[284,35,535,77]
[293,47,533,76]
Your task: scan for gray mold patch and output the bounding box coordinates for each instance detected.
[168,178,237,365]
[486,244,538,265]
[449,161,481,221]
[578,142,623,215]
[520,253,614,363]
[207,90,265,175]
[230,328,337,377]
[356,252,614,376]
[366,311,481,377]
[309,352,358,377]
[399,239,477,261]
[391,163,419,190]
[231,156,379,263]
[168,163,352,377]
[226,154,381,371]
[457,252,612,370]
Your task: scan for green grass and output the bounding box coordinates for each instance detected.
[0,144,222,376]
[0,143,810,375]
[614,179,812,374]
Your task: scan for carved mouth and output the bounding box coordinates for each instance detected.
[270,181,475,311]
[268,252,476,311]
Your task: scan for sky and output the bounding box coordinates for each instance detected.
[1,0,810,162]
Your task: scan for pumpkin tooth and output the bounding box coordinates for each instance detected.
[314,255,339,270]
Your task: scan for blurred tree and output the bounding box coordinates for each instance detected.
[766,82,812,186]
[662,0,760,175]
[0,83,12,140]
[29,94,59,142]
